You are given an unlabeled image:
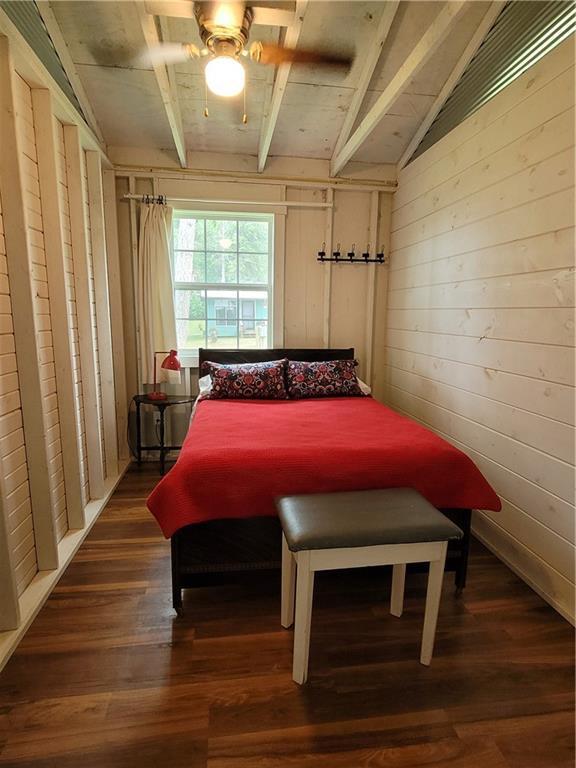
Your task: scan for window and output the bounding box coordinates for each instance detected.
[172,212,273,355]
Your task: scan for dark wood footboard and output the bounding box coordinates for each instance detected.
[170,509,472,614]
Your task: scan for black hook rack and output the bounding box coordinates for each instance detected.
[317,242,386,264]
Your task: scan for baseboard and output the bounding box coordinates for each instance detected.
[0,459,131,672]
[473,514,575,626]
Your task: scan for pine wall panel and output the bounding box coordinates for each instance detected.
[0,32,125,665]
[15,74,68,544]
[384,37,575,621]
[0,184,36,597]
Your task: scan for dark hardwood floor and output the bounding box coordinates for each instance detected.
[0,464,574,767]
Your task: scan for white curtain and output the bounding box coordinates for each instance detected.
[137,203,179,386]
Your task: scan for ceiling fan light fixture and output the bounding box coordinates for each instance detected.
[205,55,245,97]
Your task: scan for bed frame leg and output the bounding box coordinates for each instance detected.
[171,534,183,616]
[455,510,472,592]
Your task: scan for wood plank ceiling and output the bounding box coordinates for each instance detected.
[48,0,494,172]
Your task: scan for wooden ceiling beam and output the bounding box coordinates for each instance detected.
[35,1,105,144]
[331,1,468,177]
[397,1,506,171]
[257,0,308,173]
[331,1,400,165]
[135,1,187,168]
[144,1,296,27]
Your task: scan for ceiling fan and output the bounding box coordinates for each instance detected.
[138,0,353,98]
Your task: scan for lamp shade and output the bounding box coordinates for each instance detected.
[161,349,181,371]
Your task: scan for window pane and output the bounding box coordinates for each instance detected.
[239,290,268,347]
[239,290,267,317]
[175,289,205,321]
[177,319,206,350]
[174,217,204,250]
[240,321,267,349]
[239,252,268,284]
[206,219,237,252]
[239,220,268,253]
[174,251,205,282]
[207,291,237,317]
[206,320,238,347]
[206,252,237,283]
[207,290,237,346]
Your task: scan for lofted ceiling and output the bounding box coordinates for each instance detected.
[45,0,494,172]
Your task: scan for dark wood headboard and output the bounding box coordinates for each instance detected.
[199,348,355,368]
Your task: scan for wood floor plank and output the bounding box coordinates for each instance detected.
[0,463,573,767]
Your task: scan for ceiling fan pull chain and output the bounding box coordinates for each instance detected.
[242,81,248,124]
[204,78,209,118]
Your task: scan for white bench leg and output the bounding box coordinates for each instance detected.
[281,533,296,628]
[420,542,448,666]
[292,551,314,685]
[390,563,406,617]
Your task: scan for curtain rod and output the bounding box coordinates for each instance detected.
[122,194,332,209]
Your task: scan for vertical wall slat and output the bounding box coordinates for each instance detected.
[364,191,379,385]
[322,187,333,347]
[0,36,58,570]
[32,89,85,529]
[56,120,90,506]
[82,152,106,477]
[86,152,118,478]
[63,124,105,499]
[102,170,129,461]
[127,177,141,391]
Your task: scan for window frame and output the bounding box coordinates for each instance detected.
[171,210,275,366]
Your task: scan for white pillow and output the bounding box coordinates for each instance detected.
[357,377,372,395]
[198,374,212,396]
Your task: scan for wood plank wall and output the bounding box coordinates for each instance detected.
[0,35,126,658]
[14,74,69,547]
[116,175,392,412]
[384,37,575,621]
[0,179,36,597]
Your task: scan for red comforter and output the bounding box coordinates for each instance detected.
[148,397,500,538]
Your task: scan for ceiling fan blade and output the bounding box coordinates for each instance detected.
[254,42,353,70]
[135,42,199,67]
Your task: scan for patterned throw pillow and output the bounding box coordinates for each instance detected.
[202,359,288,400]
[287,359,364,399]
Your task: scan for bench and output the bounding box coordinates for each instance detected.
[277,488,463,684]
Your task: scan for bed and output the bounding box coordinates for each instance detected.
[147,348,501,614]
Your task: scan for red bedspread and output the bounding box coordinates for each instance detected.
[147,397,500,537]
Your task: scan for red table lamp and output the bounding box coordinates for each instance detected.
[148,349,182,401]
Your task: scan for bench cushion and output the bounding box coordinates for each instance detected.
[277,488,463,551]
